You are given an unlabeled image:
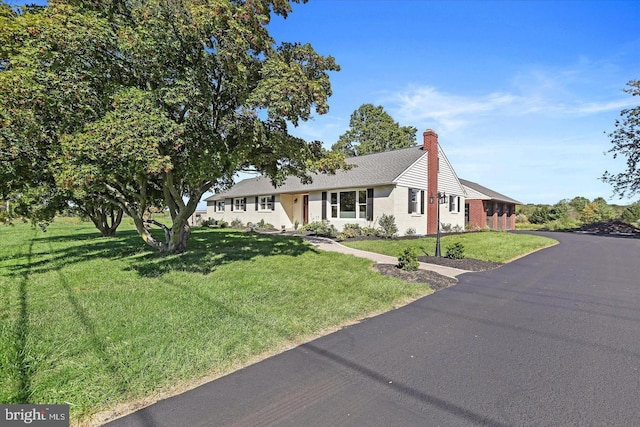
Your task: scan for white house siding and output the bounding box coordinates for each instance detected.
[394,154,428,190]
[436,146,465,231]
[389,185,428,235]
[206,196,288,228]
[463,185,488,200]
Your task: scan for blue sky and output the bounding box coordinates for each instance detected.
[9,0,639,205]
[266,0,640,205]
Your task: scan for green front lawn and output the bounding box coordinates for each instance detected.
[0,220,431,423]
[341,231,557,263]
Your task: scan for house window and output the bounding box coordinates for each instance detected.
[449,195,456,212]
[330,190,369,219]
[259,196,273,211]
[409,188,419,214]
[358,190,367,218]
[234,198,246,211]
[216,201,225,212]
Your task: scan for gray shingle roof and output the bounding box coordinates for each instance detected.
[205,146,426,201]
[460,179,522,204]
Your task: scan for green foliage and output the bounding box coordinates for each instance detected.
[2,0,344,253]
[361,226,379,237]
[255,219,275,229]
[377,214,398,239]
[405,227,416,236]
[445,242,465,259]
[397,247,419,271]
[621,201,640,224]
[603,80,640,198]
[230,218,244,229]
[300,220,338,238]
[331,104,417,156]
[569,196,590,213]
[528,201,571,224]
[579,200,616,224]
[527,206,552,224]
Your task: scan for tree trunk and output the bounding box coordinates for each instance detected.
[130,212,192,254]
[87,206,124,237]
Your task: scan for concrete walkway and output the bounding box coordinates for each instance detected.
[303,236,469,278]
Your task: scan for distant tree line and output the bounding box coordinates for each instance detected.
[517,196,640,229]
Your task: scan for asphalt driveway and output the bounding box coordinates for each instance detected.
[106,231,640,426]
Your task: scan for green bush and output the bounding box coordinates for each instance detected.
[230,218,244,228]
[255,219,275,229]
[343,223,363,233]
[445,242,465,259]
[621,201,640,224]
[361,226,378,237]
[300,220,338,238]
[397,247,419,271]
[201,218,215,227]
[340,228,359,239]
[377,214,398,239]
[405,227,416,236]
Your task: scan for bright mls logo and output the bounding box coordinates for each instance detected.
[0,405,69,426]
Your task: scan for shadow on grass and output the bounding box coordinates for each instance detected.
[6,228,318,278]
[130,230,317,277]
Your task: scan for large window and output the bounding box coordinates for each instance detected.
[216,201,225,212]
[234,198,246,211]
[330,190,369,219]
[259,196,273,211]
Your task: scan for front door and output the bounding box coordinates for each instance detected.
[303,195,309,225]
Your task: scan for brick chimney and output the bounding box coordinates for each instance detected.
[424,129,439,235]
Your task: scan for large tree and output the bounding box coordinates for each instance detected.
[4,0,342,252]
[331,104,417,156]
[603,79,640,198]
[0,2,124,234]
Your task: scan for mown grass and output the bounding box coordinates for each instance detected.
[0,219,432,424]
[342,231,557,263]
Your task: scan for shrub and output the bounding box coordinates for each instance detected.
[217,220,228,228]
[621,201,640,224]
[340,228,359,239]
[255,219,274,229]
[343,223,363,235]
[201,218,216,227]
[230,218,244,228]
[445,242,465,259]
[301,220,337,238]
[405,227,416,236]
[361,226,378,237]
[377,214,398,239]
[516,213,528,224]
[397,247,419,271]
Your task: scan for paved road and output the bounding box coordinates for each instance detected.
[106,232,640,426]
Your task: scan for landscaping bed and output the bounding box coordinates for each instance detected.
[373,256,502,292]
[372,264,457,291]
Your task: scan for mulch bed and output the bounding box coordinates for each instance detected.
[372,256,502,292]
[372,264,458,291]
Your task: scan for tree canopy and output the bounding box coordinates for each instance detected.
[603,79,640,198]
[331,104,416,156]
[1,0,342,252]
